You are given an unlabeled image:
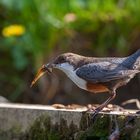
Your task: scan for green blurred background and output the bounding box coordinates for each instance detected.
[0,0,140,108]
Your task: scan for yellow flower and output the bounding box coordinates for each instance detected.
[2,24,25,37]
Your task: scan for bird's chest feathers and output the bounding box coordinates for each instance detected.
[56,63,87,89]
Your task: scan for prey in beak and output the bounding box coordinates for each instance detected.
[30,64,52,87]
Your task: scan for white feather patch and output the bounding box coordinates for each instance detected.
[55,63,87,90]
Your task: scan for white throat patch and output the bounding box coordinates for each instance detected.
[55,63,87,90]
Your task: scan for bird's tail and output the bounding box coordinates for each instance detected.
[122,49,140,70]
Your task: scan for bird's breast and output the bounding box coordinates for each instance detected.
[55,63,87,90]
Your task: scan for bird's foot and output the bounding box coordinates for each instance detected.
[86,107,102,123]
[90,108,101,120]
[82,109,97,126]
[85,104,105,123]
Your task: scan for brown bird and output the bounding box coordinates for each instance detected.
[31,49,140,117]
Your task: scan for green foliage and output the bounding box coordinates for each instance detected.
[26,115,78,140]
[0,0,140,102]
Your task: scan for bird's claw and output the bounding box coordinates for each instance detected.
[87,108,101,123]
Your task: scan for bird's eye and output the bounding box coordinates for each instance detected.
[54,56,65,65]
[59,56,65,63]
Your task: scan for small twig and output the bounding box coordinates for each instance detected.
[122,99,140,109]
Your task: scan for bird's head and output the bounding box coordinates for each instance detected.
[53,52,79,66]
[31,53,79,87]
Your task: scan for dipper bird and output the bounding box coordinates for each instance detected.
[31,49,140,117]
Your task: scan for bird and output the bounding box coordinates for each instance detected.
[31,49,140,117]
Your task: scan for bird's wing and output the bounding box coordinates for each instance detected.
[76,62,139,83]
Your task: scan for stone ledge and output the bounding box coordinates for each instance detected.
[0,103,139,140]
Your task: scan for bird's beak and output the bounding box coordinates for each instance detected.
[30,64,53,87]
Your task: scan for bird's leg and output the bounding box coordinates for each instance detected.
[91,90,116,119]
